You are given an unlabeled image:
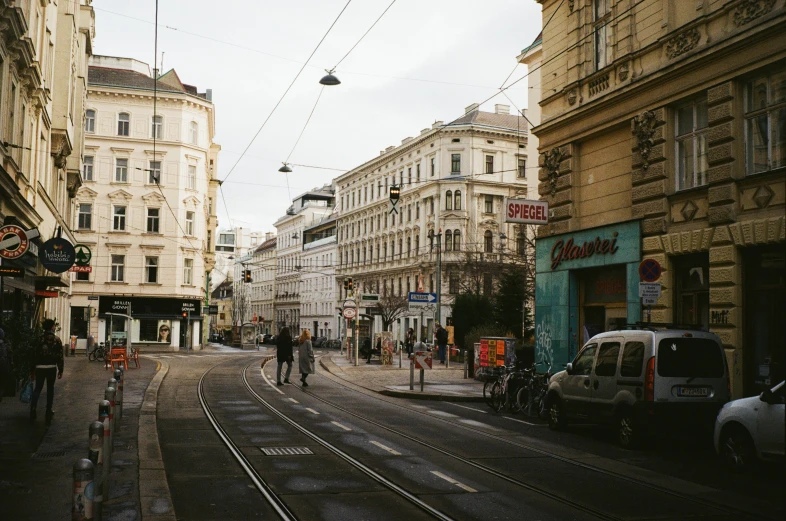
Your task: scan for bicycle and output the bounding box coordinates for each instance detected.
[516,361,552,418]
[88,342,107,362]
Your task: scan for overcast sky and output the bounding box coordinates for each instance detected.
[93,0,543,233]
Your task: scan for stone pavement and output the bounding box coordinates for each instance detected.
[318,349,485,401]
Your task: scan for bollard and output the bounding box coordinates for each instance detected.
[104,387,116,457]
[107,379,117,435]
[420,367,425,392]
[88,421,104,520]
[72,458,95,520]
[98,400,111,499]
[399,348,402,368]
[113,369,124,420]
[410,356,414,391]
[463,350,468,379]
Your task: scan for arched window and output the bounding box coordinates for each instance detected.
[414,235,419,255]
[117,113,130,136]
[454,190,461,210]
[445,230,453,251]
[517,233,526,255]
[453,229,461,251]
[445,190,453,210]
[398,238,403,257]
[406,237,411,257]
[484,230,493,253]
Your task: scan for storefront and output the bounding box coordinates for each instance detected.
[97,296,203,351]
[534,221,641,369]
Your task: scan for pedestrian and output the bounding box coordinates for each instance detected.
[30,319,64,424]
[275,327,294,386]
[405,328,415,356]
[435,322,448,364]
[0,327,12,402]
[86,333,94,358]
[363,336,373,363]
[298,329,315,387]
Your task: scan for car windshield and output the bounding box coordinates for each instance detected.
[657,338,724,378]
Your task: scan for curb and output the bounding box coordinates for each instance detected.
[138,359,176,521]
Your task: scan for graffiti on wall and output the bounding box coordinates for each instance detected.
[536,317,554,368]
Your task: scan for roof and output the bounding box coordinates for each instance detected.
[521,32,543,55]
[253,237,277,254]
[447,109,527,133]
[88,66,209,100]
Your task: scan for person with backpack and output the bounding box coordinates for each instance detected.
[275,327,294,386]
[435,322,449,365]
[0,327,12,402]
[30,319,64,424]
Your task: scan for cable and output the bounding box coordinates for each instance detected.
[330,0,397,72]
[281,85,327,199]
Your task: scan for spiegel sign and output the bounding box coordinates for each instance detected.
[504,198,548,225]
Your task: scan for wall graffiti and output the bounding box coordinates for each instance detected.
[536,317,554,368]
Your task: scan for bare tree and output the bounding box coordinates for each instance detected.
[376,293,409,331]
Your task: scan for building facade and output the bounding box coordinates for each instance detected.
[335,104,528,342]
[300,215,338,339]
[213,226,266,290]
[71,55,219,350]
[249,234,276,335]
[533,0,785,397]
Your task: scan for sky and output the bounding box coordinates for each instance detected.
[92,0,543,233]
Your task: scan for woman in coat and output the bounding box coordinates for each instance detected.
[275,328,293,386]
[297,329,315,387]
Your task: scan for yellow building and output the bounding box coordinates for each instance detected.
[533,0,785,398]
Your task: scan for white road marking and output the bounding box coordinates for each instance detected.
[503,416,544,426]
[260,367,284,395]
[305,408,320,415]
[427,410,459,418]
[288,398,299,404]
[458,419,495,428]
[370,441,401,455]
[447,403,487,414]
[331,421,352,431]
[431,471,477,493]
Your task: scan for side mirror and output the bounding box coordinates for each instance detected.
[760,389,774,404]
[566,363,574,375]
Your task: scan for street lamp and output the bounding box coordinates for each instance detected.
[279,163,293,173]
[319,69,341,86]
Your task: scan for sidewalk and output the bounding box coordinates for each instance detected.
[319,350,485,401]
[0,354,157,520]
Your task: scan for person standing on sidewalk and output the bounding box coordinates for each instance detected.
[405,328,415,357]
[298,330,314,387]
[275,327,294,386]
[435,323,448,365]
[30,319,64,424]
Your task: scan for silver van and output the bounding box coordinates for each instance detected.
[546,328,730,448]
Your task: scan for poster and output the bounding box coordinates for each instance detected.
[479,338,489,367]
[375,331,394,365]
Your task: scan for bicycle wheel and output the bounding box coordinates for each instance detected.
[88,350,96,362]
[96,349,105,362]
[489,381,505,412]
[514,386,530,414]
[483,379,494,401]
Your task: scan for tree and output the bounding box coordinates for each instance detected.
[493,269,529,339]
[376,293,409,331]
[451,293,494,350]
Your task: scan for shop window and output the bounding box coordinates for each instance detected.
[595,342,620,376]
[673,253,709,329]
[745,68,786,175]
[675,95,709,190]
[138,320,171,342]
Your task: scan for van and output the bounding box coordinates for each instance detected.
[546,327,730,448]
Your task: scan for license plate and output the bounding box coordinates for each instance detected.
[678,386,710,397]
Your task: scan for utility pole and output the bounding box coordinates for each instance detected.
[435,230,442,327]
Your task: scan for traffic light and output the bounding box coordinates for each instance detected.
[244,269,252,283]
[347,277,353,292]
[389,185,400,202]
[343,278,349,290]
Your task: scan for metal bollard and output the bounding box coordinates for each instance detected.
[399,348,402,368]
[88,421,104,521]
[107,379,117,434]
[104,387,116,455]
[463,350,468,379]
[113,369,124,420]
[98,400,111,499]
[410,356,414,391]
[72,458,95,520]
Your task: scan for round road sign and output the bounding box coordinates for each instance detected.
[639,258,662,283]
[342,307,357,319]
[0,225,29,260]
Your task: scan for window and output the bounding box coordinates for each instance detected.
[115,158,128,183]
[145,256,159,283]
[416,163,421,182]
[445,230,453,251]
[453,229,460,251]
[449,271,459,294]
[657,338,724,377]
[82,156,93,181]
[430,157,435,176]
[484,230,493,253]
[117,113,129,136]
[184,258,193,285]
[593,0,611,71]
[151,115,162,139]
[85,109,95,133]
[485,155,494,174]
[454,190,461,210]
[408,167,412,186]
[188,165,196,189]
[484,195,494,214]
[573,345,597,376]
[189,121,198,145]
[620,341,645,377]
[517,233,526,255]
[77,203,92,230]
[430,197,434,214]
[415,235,420,255]
[517,157,526,178]
[674,253,709,330]
[398,238,403,257]
[451,153,461,174]
[676,96,709,190]
[76,270,89,281]
[146,208,160,233]
[185,211,194,236]
[445,190,453,210]
[406,237,411,257]
[111,255,125,282]
[149,161,161,184]
[745,69,786,175]
[595,342,620,376]
[407,205,411,222]
[113,206,126,231]
[398,277,402,296]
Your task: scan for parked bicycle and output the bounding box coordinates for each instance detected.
[88,342,107,362]
[487,365,531,413]
[516,361,553,418]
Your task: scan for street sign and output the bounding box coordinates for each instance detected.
[414,350,432,370]
[343,298,357,309]
[639,258,662,282]
[208,304,218,315]
[342,307,357,319]
[88,296,99,301]
[642,296,658,305]
[504,198,549,225]
[408,292,437,308]
[0,225,36,260]
[35,290,58,298]
[359,293,380,304]
[0,266,24,277]
[366,307,381,316]
[638,282,661,298]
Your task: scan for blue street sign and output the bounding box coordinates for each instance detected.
[408,292,437,303]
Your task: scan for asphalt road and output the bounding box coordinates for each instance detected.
[155,349,784,521]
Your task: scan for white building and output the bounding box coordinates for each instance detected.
[71,56,219,350]
[273,185,335,335]
[517,33,542,199]
[249,234,276,335]
[300,215,338,340]
[213,226,266,290]
[335,104,528,342]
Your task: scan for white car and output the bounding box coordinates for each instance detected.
[714,380,785,471]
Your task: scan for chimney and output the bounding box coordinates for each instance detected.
[465,103,479,114]
[206,89,213,101]
[431,120,444,129]
[494,104,510,115]
[265,232,274,241]
[420,128,430,135]
[401,137,413,145]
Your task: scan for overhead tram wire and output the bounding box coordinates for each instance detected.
[325,0,398,76]
[280,85,327,199]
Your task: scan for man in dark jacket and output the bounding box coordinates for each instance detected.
[275,327,294,386]
[30,319,64,424]
[435,323,448,364]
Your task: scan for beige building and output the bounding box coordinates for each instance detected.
[72,55,219,350]
[532,0,785,397]
[249,234,276,335]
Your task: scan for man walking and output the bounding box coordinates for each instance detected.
[435,322,448,365]
[30,319,64,424]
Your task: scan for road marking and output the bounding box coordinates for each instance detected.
[447,403,487,414]
[503,416,545,426]
[427,410,458,418]
[431,471,477,493]
[260,367,284,395]
[370,441,401,455]
[288,398,299,404]
[331,421,352,431]
[305,408,320,415]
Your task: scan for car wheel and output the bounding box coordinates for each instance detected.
[617,410,639,449]
[720,426,755,473]
[548,395,566,430]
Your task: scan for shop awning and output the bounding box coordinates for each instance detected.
[35,275,69,289]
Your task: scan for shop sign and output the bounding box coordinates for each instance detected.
[35,290,59,298]
[0,225,37,260]
[69,265,92,273]
[39,238,76,274]
[208,304,219,315]
[0,266,24,277]
[74,244,92,266]
[504,198,548,225]
[98,296,201,317]
[550,232,620,270]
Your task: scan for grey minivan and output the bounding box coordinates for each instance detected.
[546,328,730,448]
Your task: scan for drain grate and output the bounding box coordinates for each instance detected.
[31,450,66,459]
[259,447,314,456]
